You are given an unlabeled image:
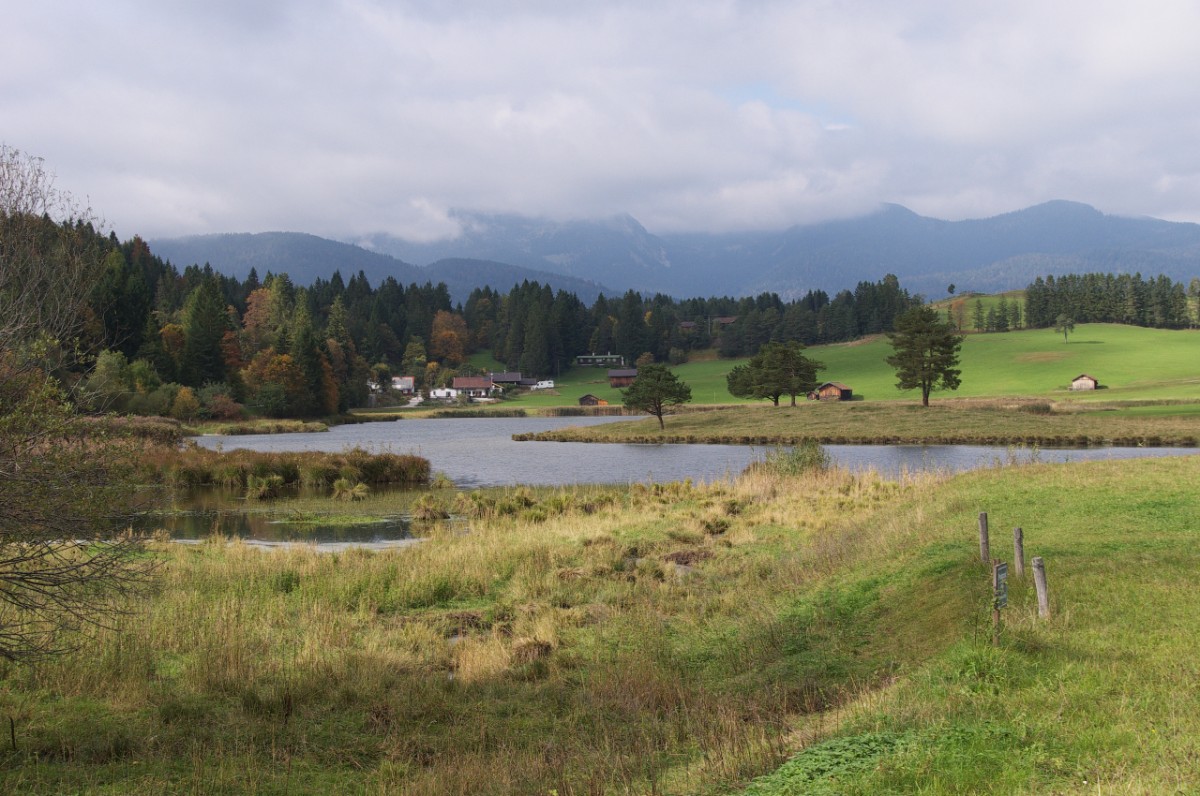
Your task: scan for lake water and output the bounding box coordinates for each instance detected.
[192,416,1200,488]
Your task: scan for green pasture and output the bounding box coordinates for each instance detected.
[442,323,1200,414]
[747,323,1200,404]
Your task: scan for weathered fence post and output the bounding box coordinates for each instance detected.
[1032,556,1050,618]
[1013,527,1025,578]
[978,512,990,562]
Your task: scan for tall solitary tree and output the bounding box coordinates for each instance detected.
[727,340,824,406]
[622,364,691,430]
[885,305,963,407]
[1054,313,1075,343]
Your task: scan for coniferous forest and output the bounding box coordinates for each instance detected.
[58,215,1200,422]
[71,219,924,418]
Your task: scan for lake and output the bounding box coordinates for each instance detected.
[192,416,1200,488]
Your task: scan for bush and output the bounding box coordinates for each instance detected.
[170,387,201,421]
[748,440,831,476]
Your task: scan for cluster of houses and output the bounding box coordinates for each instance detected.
[417,372,556,402]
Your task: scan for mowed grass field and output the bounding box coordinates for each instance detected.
[493,323,1200,411]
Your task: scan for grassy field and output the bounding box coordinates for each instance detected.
[775,323,1200,404]
[460,323,1200,413]
[1,453,1198,793]
[521,400,1200,446]
[358,324,1200,423]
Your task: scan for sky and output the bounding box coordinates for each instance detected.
[6,1,1200,242]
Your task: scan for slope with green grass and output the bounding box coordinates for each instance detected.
[739,454,1200,795]
[495,323,1200,412]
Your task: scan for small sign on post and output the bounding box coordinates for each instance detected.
[992,560,1007,646]
[994,561,1008,608]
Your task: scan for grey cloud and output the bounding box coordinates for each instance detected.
[6,1,1200,241]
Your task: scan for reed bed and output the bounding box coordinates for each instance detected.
[140,445,431,489]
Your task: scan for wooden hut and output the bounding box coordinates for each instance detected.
[578,394,608,406]
[607,368,638,388]
[1069,374,1098,391]
[815,382,853,401]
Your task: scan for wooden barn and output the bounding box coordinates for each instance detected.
[812,382,853,401]
[608,368,638,388]
[578,394,608,406]
[1070,374,1099,391]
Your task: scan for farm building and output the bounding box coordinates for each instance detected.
[608,368,638,388]
[451,376,497,398]
[1070,374,1099,391]
[576,353,625,367]
[810,382,854,401]
[578,394,608,406]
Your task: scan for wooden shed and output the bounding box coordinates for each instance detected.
[1069,374,1099,391]
[608,368,638,388]
[578,394,608,407]
[815,382,853,401]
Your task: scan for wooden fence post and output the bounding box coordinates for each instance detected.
[1033,556,1050,618]
[1013,527,1025,578]
[978,512,990,562]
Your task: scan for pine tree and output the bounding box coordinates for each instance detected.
[886,306,963,406]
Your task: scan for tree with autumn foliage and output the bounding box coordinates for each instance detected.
[429,310,469,366]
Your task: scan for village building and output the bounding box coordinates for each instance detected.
[810,382,854,401]
[1070,374,1099,391]
[391,376,415,394]
[578,394,608,406]
[607,368,638,388]
[576,353,625,368]
[451,376,497,399]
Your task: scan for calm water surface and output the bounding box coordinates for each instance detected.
[193,416,1200,488]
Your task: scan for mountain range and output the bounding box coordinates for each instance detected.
[149,201,1200,302]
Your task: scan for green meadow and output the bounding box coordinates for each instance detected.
[470,323,1200,413]
[3,451,1199,793]
[804,323,1200,403]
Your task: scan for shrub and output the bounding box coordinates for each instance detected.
[749,440,831,476]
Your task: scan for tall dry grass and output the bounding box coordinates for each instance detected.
[0,460,965,795]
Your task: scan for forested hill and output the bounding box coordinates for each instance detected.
[149,234,613,303]
[157,202,1200,300]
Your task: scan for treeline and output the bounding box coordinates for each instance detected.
[75,217,923,419]
[1024,273,1196,329]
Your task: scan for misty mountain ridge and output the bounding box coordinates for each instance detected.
[149,233,613,304]
[150,201,1200,302]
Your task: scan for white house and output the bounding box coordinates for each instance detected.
[430,387,459,400]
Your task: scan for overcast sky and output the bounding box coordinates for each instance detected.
[6,1,1200,242]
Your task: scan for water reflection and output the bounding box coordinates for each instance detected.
[133,508,413,544]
